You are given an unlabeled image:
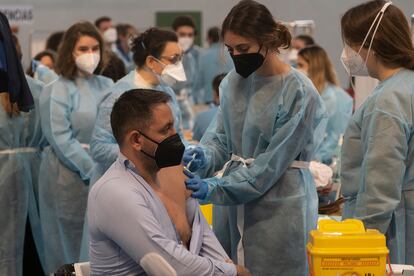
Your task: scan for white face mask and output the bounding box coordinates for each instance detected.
[288,49,299,62]
[103,27,117,43]
[160,61,187,87]
[75,53,100,75]
[340,1,392,77]
[341,45,370,76]
[178,36,194,52]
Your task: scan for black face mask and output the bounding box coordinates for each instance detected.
[139,132,185,169]
[230,47,265,78]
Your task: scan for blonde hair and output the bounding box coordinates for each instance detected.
[298,45,338,93]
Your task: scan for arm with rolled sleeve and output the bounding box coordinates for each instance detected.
[354,109,408,233]
[39,81,94,181]
[94,185,236,276]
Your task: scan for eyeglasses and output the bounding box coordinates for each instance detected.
[159,54,183,65]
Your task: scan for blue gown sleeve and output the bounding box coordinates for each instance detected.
[199,85,323,205]
[314,88,352,164]
[40,80,95,181]
[354,109,407,233]
[90,93,119,170]
[164,86,186,144]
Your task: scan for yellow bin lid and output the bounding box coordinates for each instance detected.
[308,219,389,255]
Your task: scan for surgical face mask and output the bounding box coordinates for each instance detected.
[178,36,194,52]
[139,132,185,169]
[288,49,299,62]
[103,27,117,43]
[75,53,100,74]
[230,47,265,78]
[340,45,369,76]
[154,58,187,87]
[340,1,392,77]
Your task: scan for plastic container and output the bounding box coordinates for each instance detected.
[200,204,213,225]
[307,219,390,276]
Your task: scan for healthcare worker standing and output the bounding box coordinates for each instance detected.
[0,30,32,275]
[297,45,353,165]
[79,28,185,261]
[171,15,202,129]
[340,0,414,265]
[38,21,113,274]
[183,0,326,274]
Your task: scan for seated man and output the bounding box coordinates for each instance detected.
[88,89,249,275]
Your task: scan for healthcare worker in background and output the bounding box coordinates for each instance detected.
[0,75,26,276]
[79,27,185,261]
[289,34,315,67]
[194,27,233,104]
[94,16,117,50]
[171,15,202,129]
[183,0,326,274]
[0,29,38,275]
[340,0,414,265]
[114,23,138,73]
[297,45,353,165]
[38,21,113,274]
[192,73,226,141]
[29,51,59,85]
[13,34,48,274]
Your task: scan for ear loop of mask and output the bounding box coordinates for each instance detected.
[349,1,392,91]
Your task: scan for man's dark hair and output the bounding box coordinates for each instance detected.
[212,73,226,95]
[111,89,172,145]
[172,15,196,32]
[295,34,315,46]
[207,27,220,44]
[95,16,112,29]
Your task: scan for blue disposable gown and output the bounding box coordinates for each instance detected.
[79,70,184,261]
[113,45,135,73]
[172,45,202,129]
[34,65,58,85]
[314,84,353,164]
[194,43,233,104]
[0,95,26,276]
[192,105,218,141]
[341,69,414,265]
[38,75,113,274]
[197,68,326,275]
[22,76,48,273]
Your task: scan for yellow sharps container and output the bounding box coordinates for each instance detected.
[307,219,390,276]
[200,204,213,225]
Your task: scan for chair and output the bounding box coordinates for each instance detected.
[74,262,90,276]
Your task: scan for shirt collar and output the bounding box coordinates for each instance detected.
[118,152,139,174]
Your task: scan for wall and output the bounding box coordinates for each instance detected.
[4,0,414,87]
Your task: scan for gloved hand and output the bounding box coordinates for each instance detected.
[183,169,208,200]
[183,146,206,172]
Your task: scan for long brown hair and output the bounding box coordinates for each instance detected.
[298,45,339,93]
[221,0,291,53]
[55,21,107,80]
[341,0,414,70]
